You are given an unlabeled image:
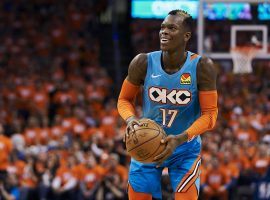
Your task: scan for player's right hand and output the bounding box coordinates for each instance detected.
[124,116,142,142]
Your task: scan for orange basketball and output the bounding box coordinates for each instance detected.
[125,118,167,163]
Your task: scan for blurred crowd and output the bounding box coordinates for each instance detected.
[200,61,270,200]
[0,1,269,200]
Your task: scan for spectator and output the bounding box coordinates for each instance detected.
[39,154,60,200]
[0,124,13,184]
[52,155,78,200]
[20,156,38,200]
[0,173,20,200]
[96,153,128,200]
[78,154,101,200]
[202,157,229,200]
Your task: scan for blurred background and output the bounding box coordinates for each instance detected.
[0,0,269,200]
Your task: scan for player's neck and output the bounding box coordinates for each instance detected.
[161,50,187,74]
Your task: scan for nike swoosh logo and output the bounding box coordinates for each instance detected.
[151,74,161,78]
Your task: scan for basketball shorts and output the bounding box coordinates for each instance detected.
[128,140,201,199]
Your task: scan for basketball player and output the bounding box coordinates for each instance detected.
[117,10,218,200]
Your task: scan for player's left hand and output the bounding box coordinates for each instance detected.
[154,133,188,167]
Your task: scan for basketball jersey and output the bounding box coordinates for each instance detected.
[142,50,202,155]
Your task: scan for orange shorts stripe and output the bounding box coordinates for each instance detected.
[176,156,201,193]
[175,183,199,200]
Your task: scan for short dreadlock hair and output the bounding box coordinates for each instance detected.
[168,10,193,32]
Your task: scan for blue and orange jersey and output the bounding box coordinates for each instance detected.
[142,50,202,155]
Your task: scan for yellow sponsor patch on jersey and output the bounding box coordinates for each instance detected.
[180,73,191,84]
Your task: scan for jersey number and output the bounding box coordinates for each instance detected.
[160,109,178,128]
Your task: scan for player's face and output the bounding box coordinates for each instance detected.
[159,15,190,51]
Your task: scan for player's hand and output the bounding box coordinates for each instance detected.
[154,133,188,167]
[124,116,142,142]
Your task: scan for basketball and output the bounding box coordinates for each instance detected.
[125,118,167,163]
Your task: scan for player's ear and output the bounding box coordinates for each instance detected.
[184,32,191,42]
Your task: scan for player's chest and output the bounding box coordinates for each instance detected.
[145,72,196,106]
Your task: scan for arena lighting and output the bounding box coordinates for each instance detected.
[204,3,252,20]
[132,0,268,20]
[202,0,266,2]
[258,3,270,20]
[198,0,270,59]
[131,0,198,19]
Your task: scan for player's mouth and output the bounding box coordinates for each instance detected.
[160,38,170,45]
[160,38,170,44]
[160,35,171,45]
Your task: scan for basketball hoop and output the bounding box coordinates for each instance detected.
[230,46,259,74]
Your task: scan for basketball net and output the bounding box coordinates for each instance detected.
[230,46,259,74]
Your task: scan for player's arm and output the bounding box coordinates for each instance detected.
[117,53,147,127]
[184,56,218,141]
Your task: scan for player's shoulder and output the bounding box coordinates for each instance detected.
[196,55,217,90]
[129,53,148,72]
[132,53,148,64]
[198,55,213,65]
[128,51,162,85]
[127,53,148,85]
[197,56,217,76]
